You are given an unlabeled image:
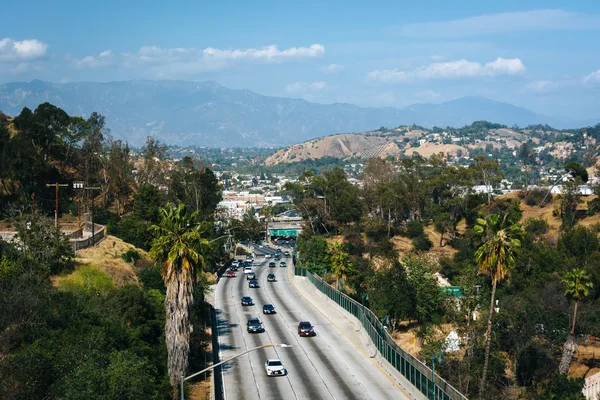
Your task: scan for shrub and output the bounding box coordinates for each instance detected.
[121,249,141,263]
[524,218,550,236]
[406,220,425,238]
[413,234,433,251]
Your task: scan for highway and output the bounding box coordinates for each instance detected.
[215,243,409,400]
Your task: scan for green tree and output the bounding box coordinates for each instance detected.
[473,214,522,398]
[149,204,210,392]
[368,259,414,328]
[327,241,350,290]
[134,184,163,223]
[562,268,593,335]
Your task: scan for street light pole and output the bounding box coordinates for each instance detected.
[180,343,292,400]
[430,351,443,400]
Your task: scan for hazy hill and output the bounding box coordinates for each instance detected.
[0,80,590,147]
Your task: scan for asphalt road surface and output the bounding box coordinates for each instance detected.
[215,244,409,400]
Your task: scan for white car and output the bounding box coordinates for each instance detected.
[243,266,253,274]
[265,359,286,376]
[265,254,272,258]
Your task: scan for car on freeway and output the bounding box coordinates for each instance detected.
[284,250,290,257]
[298,321,316,337]
[246,272,256,280]
[267,273,276,282]
[274,255,281,261]
[265,253,272,258]
[263,304,276,314]
[226,270,235,278]
[244,266,253,274]
[245,254,254,263]
[268,261,276,268]
[249,279,260,288]
[279,261,287,267]
[231,260,239,267]
[265,359,285,376]
[276,248,281,253]
[241,296,254,306]
[247,317,265,333]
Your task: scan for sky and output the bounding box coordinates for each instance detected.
[1,0,600,120]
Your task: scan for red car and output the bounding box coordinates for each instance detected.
[226,271,236,278]
[298,321,315,337]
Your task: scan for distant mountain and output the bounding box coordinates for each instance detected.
[0,80,593,147]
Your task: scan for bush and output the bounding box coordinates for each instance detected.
[524,218,550,236]
[413,234,433,251]
[521,188,551,207]
[121,249,141,263]
[406,220,425,238]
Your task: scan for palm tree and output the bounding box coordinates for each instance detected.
[563,268,593,335]
[327,241,350,290]
[558,268,593,375]
[473,214,522,399]
[149,203,210,393]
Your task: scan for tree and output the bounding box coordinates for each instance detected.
[470,156,502,204]
[149,204,210,393]
[560,178,582,230]
[562,269,593,336]
[138,136,167,187]
[327,241,350,290]
[368,259,414,328]
[106,139,133,215]
[519,142,535,190]
[564,162,588,183]
[473,214,522,398]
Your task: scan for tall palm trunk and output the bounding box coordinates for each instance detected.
[570,300,579,335]
[479,278,497,399]
[165,264,194,393]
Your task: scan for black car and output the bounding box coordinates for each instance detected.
[247,317,265,333]
[246,272,256,280]
[269,261,276,268]
[274,255,281,261]
[241,296,254,306]
[263,304,276,314]
[298,321,315,337]
[244,260,253,267]
[267,273,276,282]
[249,279,260,288]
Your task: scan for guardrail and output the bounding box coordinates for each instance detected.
[294,266,467,400]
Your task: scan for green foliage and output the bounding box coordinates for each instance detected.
[368,259,414,325]
[524,218,549,236]
[565,162,588,183]
[412,234,433,251]
[296,233,329,272]
[533,374,585,400]
[134,184,163,223]
[111,215,153,250]
[57,265,115,297]
[122,249,141,263]
[404,256,444,322]
[405,220,424,238]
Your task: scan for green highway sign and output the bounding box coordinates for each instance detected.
[269,229,300,237]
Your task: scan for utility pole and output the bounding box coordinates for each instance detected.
[46,183,69,228]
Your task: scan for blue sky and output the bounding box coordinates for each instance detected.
[1,0,600,119]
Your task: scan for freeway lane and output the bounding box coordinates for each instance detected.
[215,245,408,399]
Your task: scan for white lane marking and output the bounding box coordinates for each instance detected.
[359,383,367,392]
[342,363,349,370]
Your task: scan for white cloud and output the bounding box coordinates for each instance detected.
[525,80,566,93]
[368,57,526,83]
[73,50,113,68]
[121,43,324,77]
[321,63,344,73]
[285,81,327,94]
[430,55,446,62]
[583,69,600,84]
[0,38,48,62]
[398,9,600,38]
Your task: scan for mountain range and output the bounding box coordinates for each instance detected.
[0,80,596,147]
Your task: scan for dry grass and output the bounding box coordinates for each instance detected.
[390,228,457,263]
[73,235,149,287]
[405,143,468,158]
[569,340,600,379]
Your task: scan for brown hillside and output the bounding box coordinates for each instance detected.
[264,133,402,165]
